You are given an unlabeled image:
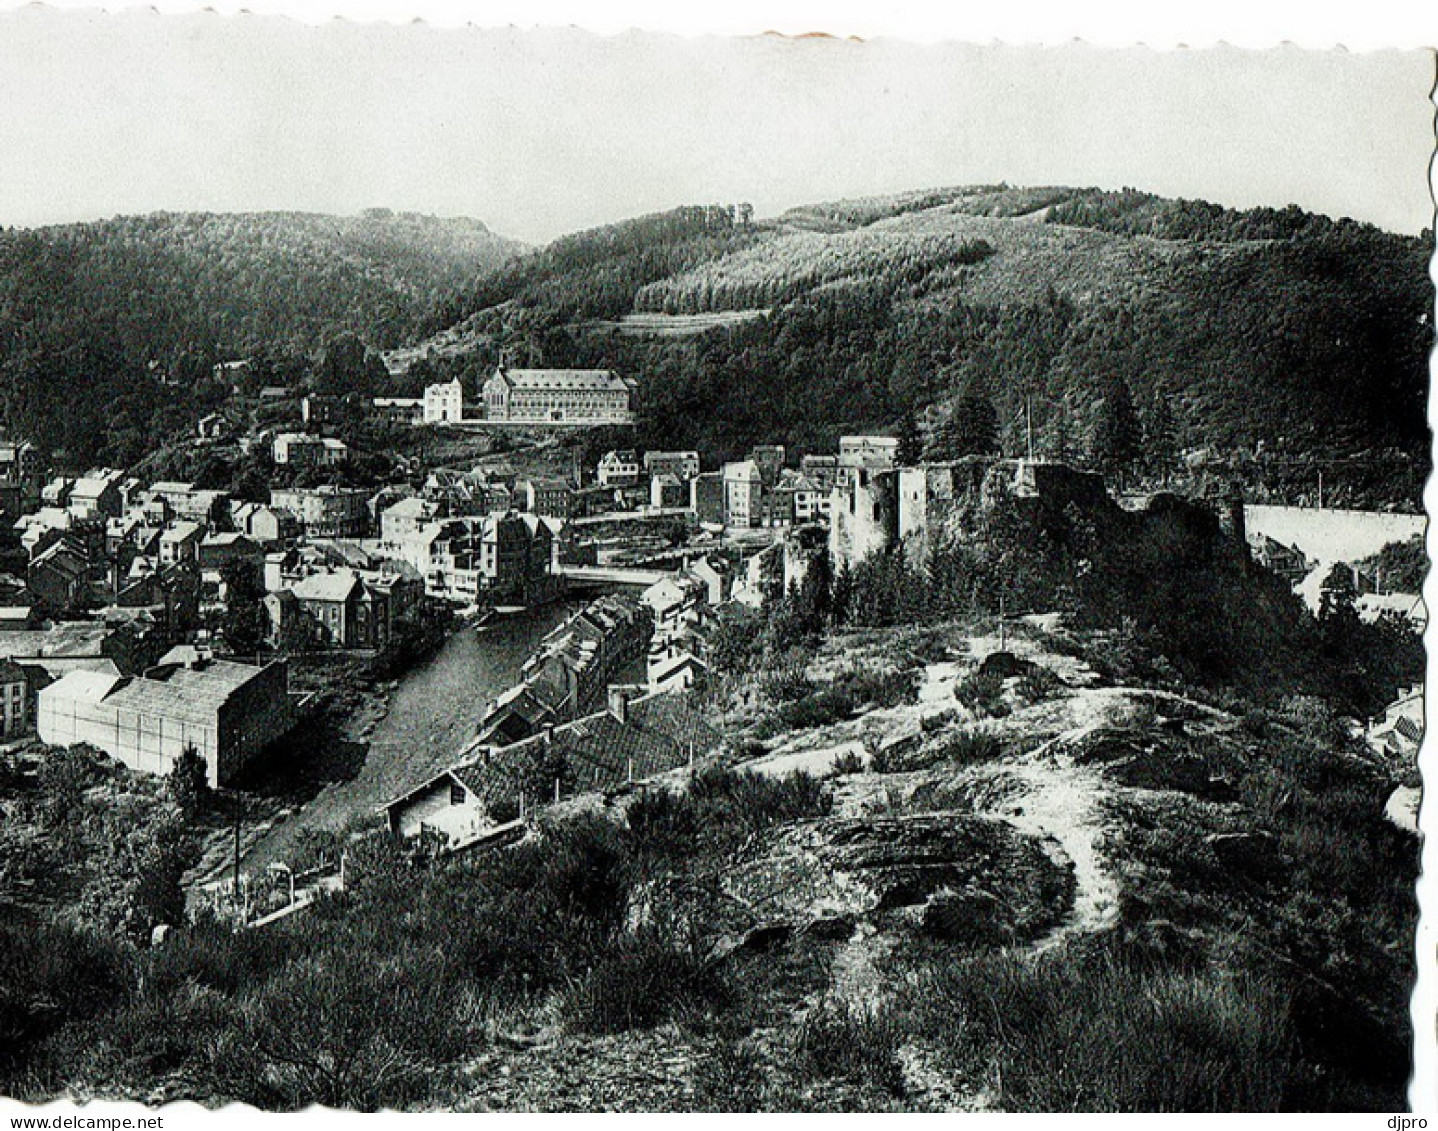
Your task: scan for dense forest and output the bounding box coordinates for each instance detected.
[0,211,521,467]
[418,186,1431,505]
[0,187,1429,505]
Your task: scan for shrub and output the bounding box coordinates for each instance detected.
[692,1039,770,1111]
[562,930,726,1035]
[901,942,1298,1111]
[628,768,831,861]
[1015,665,1067,704]
[955,670,1009,718]
[831,750,867,776]
[0,921,134,1090]
[166,745,210,815]
[793,999,906,1097]
[226,948,468,1110]
[928,726,1004,767]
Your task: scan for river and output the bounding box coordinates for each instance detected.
[242,600,579,867]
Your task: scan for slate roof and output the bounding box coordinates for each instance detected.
[395,691,722,820]
[104,659,278,727]
[291,570,364,603]
[492,368,627,393]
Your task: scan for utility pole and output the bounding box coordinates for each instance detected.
[1025,395,1035,463]
[1317,469,1324,510]
[999,591,1007,652]
[232,804,241,906]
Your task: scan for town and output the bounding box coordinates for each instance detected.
[0,357,1422,881]
[0,169,1427,1110]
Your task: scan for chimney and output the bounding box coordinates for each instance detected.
[607,685,629,723]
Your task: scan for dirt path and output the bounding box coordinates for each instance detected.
[996,746,1120,951]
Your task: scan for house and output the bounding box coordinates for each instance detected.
[687,556,734,606]
[649,473,688,510]
[641,574,707,636]
[270,486,371,538]
[0,659,31,738]
[722,461,765,528]
[272,433,349,467]
[800,454,840,493]
[1368,684,1424,762]
[422,378,465,424]
[159,521,206,566]
[0,575,39,630]
[643,450,701,482]
[691,472,724,527]
[380,496,438,543]
[771,470,828,526]
[288,570,375,649]
[197,413,229,440]
[597,449,641,487]
[28,539,90,615]
[231,502,300,547]
[198,532,263,572]
[37,651,297,788]
[518,595,653,723]
[382,513,551,605]
[383,689,720,845]
[370,396,425,426]
[647,628,709,694]
[148,482,231,526]
[749,444,787,486]
[302,394,362,428]
[838,435,900,475]
[515,477,575,520]
[1250,533,1310,586]
[481,366,635,424]
[68,469,126,520]
[0,440,44,504]
[41,477,75,508]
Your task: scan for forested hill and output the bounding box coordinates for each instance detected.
[421,186,1433,506]
[0,210,522,465]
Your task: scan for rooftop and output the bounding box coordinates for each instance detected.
[490,367,627,393]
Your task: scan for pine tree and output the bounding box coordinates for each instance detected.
[935,382,999,458]
[1143,391,1180,481]
[1091,374,1142,483]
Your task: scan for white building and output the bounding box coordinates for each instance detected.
[481,367,635,424]
[423,378,465,425]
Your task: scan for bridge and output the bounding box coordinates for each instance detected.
[554,564,675,587]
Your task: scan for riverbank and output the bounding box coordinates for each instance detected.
[240,600,579,869]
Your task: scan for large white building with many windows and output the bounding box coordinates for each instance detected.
[481,367,635,424]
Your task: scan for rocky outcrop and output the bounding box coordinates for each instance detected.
[722,812,1074,948]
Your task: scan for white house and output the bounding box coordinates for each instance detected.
[423,379,465,425]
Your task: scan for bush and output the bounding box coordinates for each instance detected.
[1015,666,1067,704]
[692,1039,770,1111]
[901,942,1298,1111]
[928,726,1004,767]
[794,999,907,1097]
[0,921,134,1090]
[955,670,1009,718]
[628,768,832,861]
[562,931,726,1035]
[831,750,867,776]
[166,745,210,815]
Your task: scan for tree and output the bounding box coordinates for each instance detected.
[166,744,210,816]
[933,383,999,459]
[220,559,268,656]
[79,807,201,944]
[1091,374,1142,483]
[1142,391,1180,481]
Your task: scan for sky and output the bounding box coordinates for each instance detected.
[0,7,1432,244]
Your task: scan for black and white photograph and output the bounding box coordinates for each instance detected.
[0,2,1433,1116]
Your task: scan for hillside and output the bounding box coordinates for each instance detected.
[419,186,1431,506]
[0,210,522,465]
